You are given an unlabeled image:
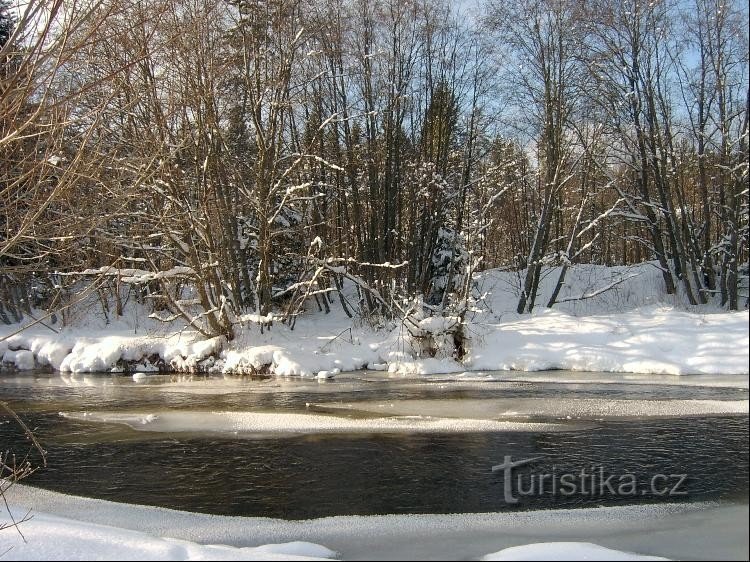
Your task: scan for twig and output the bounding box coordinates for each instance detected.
[319,327,353,353]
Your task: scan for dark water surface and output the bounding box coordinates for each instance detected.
[1,371,747,519]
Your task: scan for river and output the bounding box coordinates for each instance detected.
[1,370,747,519]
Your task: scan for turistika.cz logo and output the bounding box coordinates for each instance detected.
[491,456,688,504]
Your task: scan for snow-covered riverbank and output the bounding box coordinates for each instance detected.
[1,305,746,378]
[2,485,747,560]
[1,265,748,378]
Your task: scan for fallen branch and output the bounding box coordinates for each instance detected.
[555,272,642,304]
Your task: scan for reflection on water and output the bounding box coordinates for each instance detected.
[2,370,747,413]
[0,371,748,519]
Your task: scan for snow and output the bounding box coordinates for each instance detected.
[74,265,196,284]
[480,542,668,561]
[0,328,225,374]
[463,306,749,376]
[220,339,377,378]
[475,264,670,316]
[4,485,748,561]
[0,512,336,561]
[1,263,748,378]
[57,410,563,436]
[387,357,465,375]
[2,349,35,370]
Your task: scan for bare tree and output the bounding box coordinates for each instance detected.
[486,0,584,313]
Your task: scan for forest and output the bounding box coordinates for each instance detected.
[1,0,748,341]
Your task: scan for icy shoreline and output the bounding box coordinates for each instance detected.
[2,485,747,560]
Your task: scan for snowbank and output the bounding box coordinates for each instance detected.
[480,542,668,561]
[4,485,748,560]
[463,307,749,376]
[0,512,336,561]
[0,328,224,374]
[2,516,670,561]
[2,306,747,377]
[1,264,748,378]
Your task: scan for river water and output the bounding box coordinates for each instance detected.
[1,370,747,519]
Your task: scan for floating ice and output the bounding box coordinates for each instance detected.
[58,410,563,436]
[318,398,749,420]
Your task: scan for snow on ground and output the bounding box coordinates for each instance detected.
[0,512,336,561]
[1,264,748,378]
[2,305,746,377]
[463,307,749,376]
[3,485,748,560]
[479,542,668,561]
[56,410,563,436]
[0,515,669,562]
[317,398,749,420]
[474,264,669,317]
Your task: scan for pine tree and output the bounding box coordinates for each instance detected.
[420,81,459,176]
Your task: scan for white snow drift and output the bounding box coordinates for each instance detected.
[479,542,668,561]
[0,512,336,561]
[3,485,748,561]
[1,264,748,378]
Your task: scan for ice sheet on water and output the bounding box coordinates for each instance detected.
[58,410,563,436]
[437,371,750,389]
[317,397,749,420]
